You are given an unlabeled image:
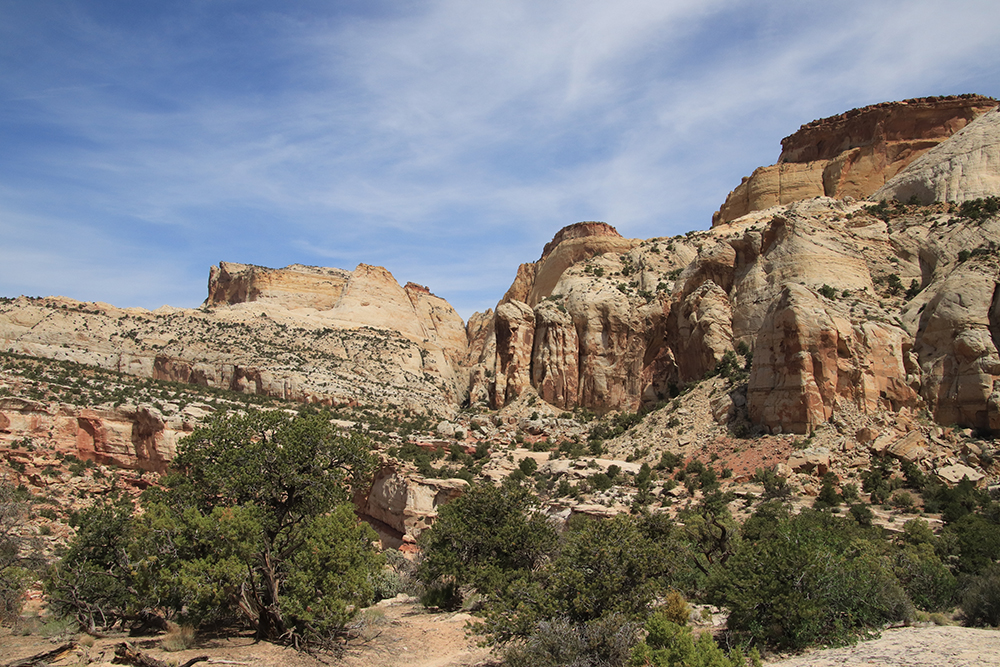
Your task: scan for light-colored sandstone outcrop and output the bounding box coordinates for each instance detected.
[874,105,1000,204]
[469,226,688,413]
[746,284,918,434]
[206,262,350,310]
[357,464,468,545]
[1,261,470,414]
[713,95,997,226]
[0,397,194,473]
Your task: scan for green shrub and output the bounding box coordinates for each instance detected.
[630,614,759,667]
[893,543,956,612]
[709,510,914,650]
[942,513,1000,575]
[960,564,1000,627]
[519,457,539,476]
[818,284,837,299]
[49,409,382,646]
[504,614,639,667]
[418,483,556,606]
[662,591,690,625]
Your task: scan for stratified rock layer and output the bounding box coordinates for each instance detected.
[2,96,999,440]
[874,106,1000,204]
[713,95,997,226]
[0,262,468,415]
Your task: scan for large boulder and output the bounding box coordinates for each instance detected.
[358,466,468,545]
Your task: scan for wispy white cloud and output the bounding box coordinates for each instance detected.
[0,0,998,319]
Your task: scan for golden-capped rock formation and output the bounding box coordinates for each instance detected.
[712,95,997,226]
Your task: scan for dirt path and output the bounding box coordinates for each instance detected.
[4,607,998,667]
[0,596,494,667]
[337,595,494,667]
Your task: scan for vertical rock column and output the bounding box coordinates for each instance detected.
[531,301,579,409]
[493,300,536,407]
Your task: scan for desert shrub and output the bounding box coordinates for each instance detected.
[630,613,760,667]
[1,480,41,625]
[709,510,913,650]
[418,483,557,608]
[924,478,988,523]
[546,515,676,623]
[419,578,461,609]
[960,563,1000,627]
[503,614,639,667]
[818,284,837,299]
[369,566,404,601]
[752,468,790,500]
[161,623,196,652]
[661,591,690,625]
[941,512,1000,575]
[46,493,138,631]
[895,523,957,612]
[657,451,682,472]
[519,457,539,476]
[900,460,926,490]
[679,491,738,578]
[849,503,874,527]
[891,490,916,512]
[590,472,614,491]
[475,512,687,647]
[813,473,841,509]
[957,196,1000,221]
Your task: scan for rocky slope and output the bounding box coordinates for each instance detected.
[469,96,1000,438]
[0,262,467,415]
[712,95,997,226]
[874,106,1000,204]
[469,198,1000,435]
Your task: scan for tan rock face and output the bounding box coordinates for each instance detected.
[206,262,350,309]
[493,300,536,407]
[713,95,997,226]
[1,398,188,473]
[356,465,468,545]
[912,265,1000,432]
[531,301,579,408]
[875,106,1000,204]
[1,261,470,414]
[469,224,686,413]
[4,97,1000,441]
[527,222,636,306]
[748,285,841,434]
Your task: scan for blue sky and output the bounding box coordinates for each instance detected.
[1,1,998,320]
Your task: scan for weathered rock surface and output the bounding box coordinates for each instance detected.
[2,96,999,443]
[713,95,997,226]
[467,179,997,435]
[468,224,687,413]
[0,261,469,414]
[357,465,468,546]
[0,397,192,473]
[875,105,1000,204]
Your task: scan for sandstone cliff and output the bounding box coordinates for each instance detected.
[713,95,997,226]
[470,193,998,434]
[874,106,1000,204]
[0,262,469,415]
[2,97,998,442]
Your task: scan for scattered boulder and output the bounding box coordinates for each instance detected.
[936,463,986,485]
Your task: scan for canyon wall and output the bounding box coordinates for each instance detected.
[712,95,997,226]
